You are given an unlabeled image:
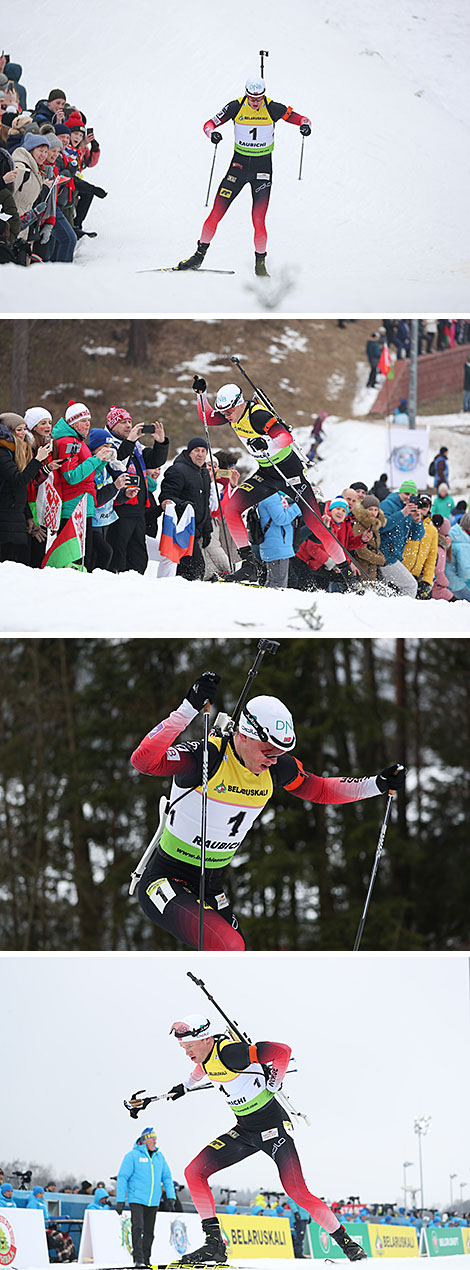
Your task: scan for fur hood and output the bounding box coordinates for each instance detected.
[352,502,386,532]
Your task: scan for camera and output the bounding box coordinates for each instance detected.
[407,495,420,506]
[140,424,156,435]
[13,1169,32,1189]
[126,475,140,487]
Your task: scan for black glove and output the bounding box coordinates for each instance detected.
[192,375,207,393]
[167,1083,186,1101]
[417,580,432,600]
[211,131,222,144]
[300,123,311,137]
[186,672,220,711]
[247,435,269,453]
[115,1202,125,1216]
[376,763,406,793]
[166,1199,176,1211]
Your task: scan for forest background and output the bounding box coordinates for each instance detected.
[0,637,468,952]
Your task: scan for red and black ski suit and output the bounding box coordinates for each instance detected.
[196,395,346,565]
[131,699,382,951]
[173,1035,342,1234]
[200,96,310,254]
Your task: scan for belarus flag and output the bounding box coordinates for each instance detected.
[159,501,195,563]
[41,495,87,569]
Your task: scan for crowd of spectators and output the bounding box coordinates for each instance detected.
[0,401,469,602]
[1,1165,469,1266]
[0,54,105,266]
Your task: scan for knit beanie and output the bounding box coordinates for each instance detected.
[362,494,380,509]
[187,436,208,453]
[24,407,53,429]
[107,406,132,430]
[0,411,26,430]
[23,133,48,152]
[48,89,66,101]
[328,496,349,512]
[65,401,91,428]
[399,479,418,494]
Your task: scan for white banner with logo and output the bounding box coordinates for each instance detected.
[386,423,430,490]
[0,1207,50,1268]
[78,1209,203,1264]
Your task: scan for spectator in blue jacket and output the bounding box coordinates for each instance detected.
[0,1183,16,1207]
[379,480,424,597]
[86,1187,112,1210]
[445,514,470,601]
[26,1186,49,1219]
[258,491,302,589]
[116,1127,176,1267]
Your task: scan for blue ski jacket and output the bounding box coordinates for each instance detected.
[116,1139,175,1207]
[258,492,301,562]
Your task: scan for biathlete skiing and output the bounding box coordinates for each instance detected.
[177,75,311,277]
[130,662,406,951]
[127,1012,367,1265]
[192,373,347,585]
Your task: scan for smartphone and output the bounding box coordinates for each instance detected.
[127,475,140,487]
[86,128,93,136]
[141,424,156,434]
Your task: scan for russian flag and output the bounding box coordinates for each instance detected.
[159,501,196,563]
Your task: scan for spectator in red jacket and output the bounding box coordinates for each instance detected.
[296,496,366,592]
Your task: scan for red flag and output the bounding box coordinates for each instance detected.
[378,344,392,377]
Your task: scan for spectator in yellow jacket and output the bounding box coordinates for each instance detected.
[403,494,438,599]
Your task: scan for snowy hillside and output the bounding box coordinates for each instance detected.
[3,0,470,314]
[2,405,469,636]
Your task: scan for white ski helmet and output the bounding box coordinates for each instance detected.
[215,383,244,412]
[245,77,266,98]
[169,1014,214,1040]
[239,695,296,751]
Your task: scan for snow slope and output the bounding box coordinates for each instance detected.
[2,406,469,636]
[3,0,470,314]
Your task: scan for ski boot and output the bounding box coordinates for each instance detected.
[255,251,269,277]
[180,1218,227,1264]
[221,547,266,585]
[177,241,209,271]
[332,1225,367,1261]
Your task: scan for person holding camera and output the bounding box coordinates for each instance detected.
[115,1127,176,1269]
[378,480,425,597]
[100,407,169,574]
[402,493,438,599]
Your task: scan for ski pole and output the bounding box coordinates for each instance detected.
[129,795,168,895]
[205,138,220,208]
[198,391,235,574]
[128,642,279,893]
[353,789,397,951]
[260,49,269,78]
[198,703,211,951]
[298,134,305,181]
[226,638,279,734]
[187,972,310,1126]
[124,1084,212,1118]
